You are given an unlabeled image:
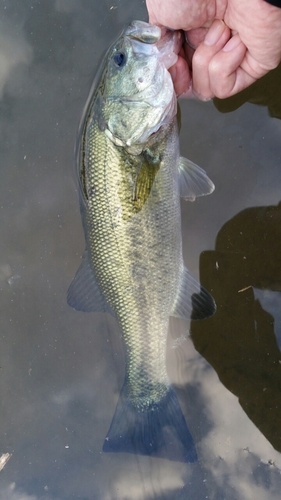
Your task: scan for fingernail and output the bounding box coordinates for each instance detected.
[222,34,241,52]
[204,20,225,46]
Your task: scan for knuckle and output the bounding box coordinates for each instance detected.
[208,58,231,99]
[192,49,208,70]
[209,57,222,77]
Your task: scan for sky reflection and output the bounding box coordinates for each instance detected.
[0,1,281,499]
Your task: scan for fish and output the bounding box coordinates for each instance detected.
[67,20,216,463]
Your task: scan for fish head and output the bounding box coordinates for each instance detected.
[99,21,181,148]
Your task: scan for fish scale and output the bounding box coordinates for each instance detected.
[84,110,181,406]
[68,20,216,462]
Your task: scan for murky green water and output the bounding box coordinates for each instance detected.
[1,1,281,499]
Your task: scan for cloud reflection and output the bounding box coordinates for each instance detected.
[0,482,53,500]
[55,0,79,13]
[108,459,187,500]
[185,341,281,499]
[0,20,32,98]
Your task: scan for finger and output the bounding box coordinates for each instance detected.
[147,12,158,25]
[146,0,159,25]
[192,20,231,99]
[169,55,192,96]
[186,27,209,49]
[207,36,252,98]
[182,39,195,70]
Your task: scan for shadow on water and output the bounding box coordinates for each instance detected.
[214,63,281,120]
[190,62,281,457]
[191,201,281,452]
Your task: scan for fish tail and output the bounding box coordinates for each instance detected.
[103,382,197,463]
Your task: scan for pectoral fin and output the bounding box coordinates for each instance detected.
[171,267,216,320]
[178,157,215,201]
[67,250,115,316]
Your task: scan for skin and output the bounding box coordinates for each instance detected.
[146,0,281,99]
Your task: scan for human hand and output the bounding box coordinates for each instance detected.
[146,0,281,99]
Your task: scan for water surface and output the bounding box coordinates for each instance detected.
[1,1,281,499]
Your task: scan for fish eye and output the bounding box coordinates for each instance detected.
[113,52,126,68]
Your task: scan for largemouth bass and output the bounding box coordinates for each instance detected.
[68,20,215,463]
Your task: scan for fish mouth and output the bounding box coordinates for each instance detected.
[155,28,183,69]
[125,20,182,70]
[104,22,179,148]
[124,21,162,44]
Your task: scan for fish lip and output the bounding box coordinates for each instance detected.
[124,22,181,70]
[156,28,183,55]
[124,21,162,44]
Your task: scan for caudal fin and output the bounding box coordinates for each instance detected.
[103,383,197,463]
